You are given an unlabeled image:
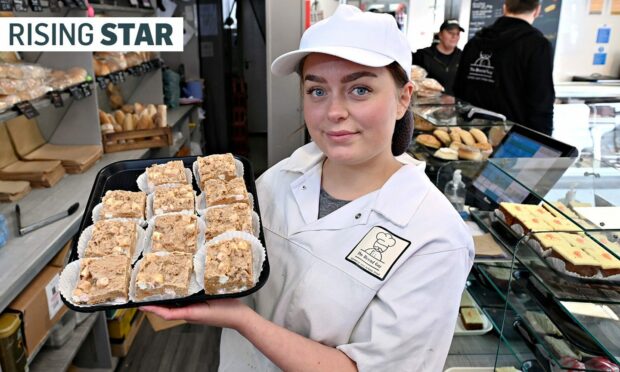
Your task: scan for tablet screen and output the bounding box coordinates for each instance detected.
[471,127,570,208]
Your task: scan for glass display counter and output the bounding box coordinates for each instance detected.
[437,156,620,371]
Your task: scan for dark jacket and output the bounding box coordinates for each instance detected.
[412,46,461,95]
[453,17,555,135]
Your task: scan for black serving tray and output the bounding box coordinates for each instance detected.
[61,155,269,312]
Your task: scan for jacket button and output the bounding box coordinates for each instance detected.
[301,185,306,190]
[355,213,361,219]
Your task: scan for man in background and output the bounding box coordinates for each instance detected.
[453,0,555,135]
[411,19,464,95]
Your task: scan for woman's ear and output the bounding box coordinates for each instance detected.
[397,81,414,119]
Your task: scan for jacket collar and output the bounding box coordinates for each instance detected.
[283,142,431,227]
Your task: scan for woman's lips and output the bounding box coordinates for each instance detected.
[326,130,358,142]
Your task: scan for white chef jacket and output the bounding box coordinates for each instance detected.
[219,142,474,372]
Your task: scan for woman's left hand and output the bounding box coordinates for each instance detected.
[140,298,251,330]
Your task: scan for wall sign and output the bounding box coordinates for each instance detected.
[468,0,563,52]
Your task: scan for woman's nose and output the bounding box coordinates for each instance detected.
[326,96,349,122]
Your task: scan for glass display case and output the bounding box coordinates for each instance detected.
[445,155,620,371]
[435,155,620,370]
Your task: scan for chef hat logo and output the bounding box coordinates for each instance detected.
[373,232,396,251]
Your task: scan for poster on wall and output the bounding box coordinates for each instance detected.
[468,0,562,52]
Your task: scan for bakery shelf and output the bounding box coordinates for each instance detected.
[168,105,197,129]
[504,271,618,370]
[488,157,620,236]
[90,3,155,15]
[95,59,162,90]
[510,231,620,304]
[413,102,517,129]
[28,312,98,371]
[0,80,95,123]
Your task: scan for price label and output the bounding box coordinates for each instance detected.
[49,91,64,107]
[119,71,127,82]
[80,82,92,97]
[75,0,86,9]
[152,59,161,69]
[0,0,13,11]
[30,0,42,11]
[109,73,121,84]
[15,101,39,119]
[96,76,108,89]
[63,0,77,8]
[48,0,59,11]
[13,0,27,11]
[69,85,85,100]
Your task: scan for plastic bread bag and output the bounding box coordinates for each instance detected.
[0,95,19,113]
[59,258,131,307]
[77,221,146,264]
[194,231,266,295]
[48,67,88,91]
[144,212,206,255]
[129,251,202,303]
[15,84,52,102]
[411,65,428,81]
[0,78,48,95]
[420,78,445,92]
[0,62,50,80]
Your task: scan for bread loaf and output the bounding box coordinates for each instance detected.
[469,128,488,144]
[459,130,476,146]
[415,134,441,149]
[433,130,451,146]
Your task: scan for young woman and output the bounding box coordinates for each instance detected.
[143,5,474,371]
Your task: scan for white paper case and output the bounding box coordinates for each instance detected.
[137,168,193,194]
[91,203,147,227]
[129,251,202,302]
[192,158,244,191]
[145,185,198,220]
[59,260,129,307]
[194,231,266,294]
[77,222,146,264]
[144,212,206,254]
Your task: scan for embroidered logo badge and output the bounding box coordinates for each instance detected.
[346,226,410,280]
[467,51,495,84]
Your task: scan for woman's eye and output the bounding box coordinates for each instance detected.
[352,87,369,96]
[307,88,326,97]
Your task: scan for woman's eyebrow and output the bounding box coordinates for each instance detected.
[341,71,377,83]
[304,74,326,83]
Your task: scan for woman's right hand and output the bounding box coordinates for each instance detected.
[140,298,251,330]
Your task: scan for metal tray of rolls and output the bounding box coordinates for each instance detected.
[60,155,269,312]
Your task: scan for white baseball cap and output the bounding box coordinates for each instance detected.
[271,5,413,79]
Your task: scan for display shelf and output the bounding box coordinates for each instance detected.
[90,3,155,15]
[488,157,620,232]
[412,93,466,106]
[510,232,620,304]
[505,272,617,370]
[28,312,98,371]
[413,102,517,128]
[94,59,162,90]
[0,83,92,122]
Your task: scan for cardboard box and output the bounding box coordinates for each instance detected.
[110,312,145,357]
[8,265,68,356]
[145,313,186,332]
[107,308,138,340]
[49,239,72,268]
